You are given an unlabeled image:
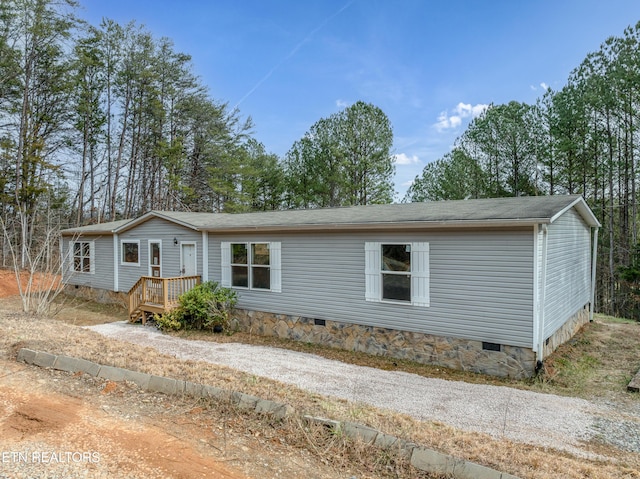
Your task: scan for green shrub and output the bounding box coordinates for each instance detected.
[154,311,183,331]
[155,281,238,332]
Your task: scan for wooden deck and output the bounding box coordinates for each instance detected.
[128,275,200,323]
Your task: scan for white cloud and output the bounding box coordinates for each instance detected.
[531,83,550,92]
[454,102,487,118]
[434,102,487,132]
[336,99,350,108]
[394,153,420,165]
[435,112,456,131]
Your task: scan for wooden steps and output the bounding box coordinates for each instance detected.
[127,275,201,325]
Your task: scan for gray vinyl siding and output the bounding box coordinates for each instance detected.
[209,229,534,347]
[63,235,114,290]
[117,217,202,292]
[542,209,591,339]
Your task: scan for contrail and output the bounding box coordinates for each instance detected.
[234,0,355,108]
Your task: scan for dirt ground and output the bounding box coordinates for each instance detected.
[0,361,250,479]
[0,269,25,297]
[0,269,59,298]
[0,271,358,479]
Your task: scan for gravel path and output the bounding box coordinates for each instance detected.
[88,321,639,457]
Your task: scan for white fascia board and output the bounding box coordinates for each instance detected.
[550,196,600,227]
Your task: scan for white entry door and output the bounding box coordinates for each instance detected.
[181,243,196,276]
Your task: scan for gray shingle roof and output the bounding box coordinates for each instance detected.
[60,218,131,235]
[61,195,600,235]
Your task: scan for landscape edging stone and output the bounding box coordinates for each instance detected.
[16,348,520,479]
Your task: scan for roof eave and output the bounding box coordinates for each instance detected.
[550,196,601,227]
[61,228,117,236]
[202,218,549,234]
[113,211,200,233]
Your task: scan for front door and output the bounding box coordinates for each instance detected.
[149,241,161,277]
[181,243,196,276]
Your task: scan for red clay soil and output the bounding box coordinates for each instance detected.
[0,269,59,298]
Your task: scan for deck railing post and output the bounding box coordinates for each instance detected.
[163,278,169,309]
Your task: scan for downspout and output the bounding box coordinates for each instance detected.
[202,231,209,282]
[113,234,119,292]
[536,224,549,366]
[590,227,599,322]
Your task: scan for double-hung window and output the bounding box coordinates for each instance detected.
[222,242,281,292]
[365,242,429,306]
[381,244,412,302]
[71,241,94,274]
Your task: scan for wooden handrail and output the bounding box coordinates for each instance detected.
[128,276,146,317]
[128,275,201,320]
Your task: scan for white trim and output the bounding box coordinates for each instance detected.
[532,225,540,356]
[180,241,197,276]
[269,242,282,293]
[221,242,231,287]
[411,242,430,307]
[202,231,209,282]
[590,227,599,321]
[120,239,141,266]
[148,240,162,278]
[550,196,600,227]
[536,224,549,361]
[113,234,119,291]
[113,211,200,234]
[365,242,381,302]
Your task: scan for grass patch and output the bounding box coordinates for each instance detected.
[594,314,637,325]
[537,314,640,398]
[50,294,128,326]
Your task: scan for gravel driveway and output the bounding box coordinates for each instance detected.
[88,322,640,457]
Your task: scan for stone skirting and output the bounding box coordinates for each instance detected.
[232,310,537,379]
[542,305,590,359]
[63,284,127,307]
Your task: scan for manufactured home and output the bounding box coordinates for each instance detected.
[61,195,600,378]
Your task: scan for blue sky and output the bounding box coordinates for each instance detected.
[79,0,640,200]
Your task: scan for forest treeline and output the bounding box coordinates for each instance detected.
[405,23,640,319]
[0,1,395,267]
[2,0,640,318]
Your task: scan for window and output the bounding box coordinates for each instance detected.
[231,243,249,287]
[365,242,429,306]
[251,243,271,289]
[382,244,411,302]
[121,240,140,265]
[222,241,281,292]
[230,242,271,289]
[72,241,94,273]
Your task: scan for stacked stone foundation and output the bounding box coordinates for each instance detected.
[63,284,127,307]
[232,310,537,379]
[542,305,590,358]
